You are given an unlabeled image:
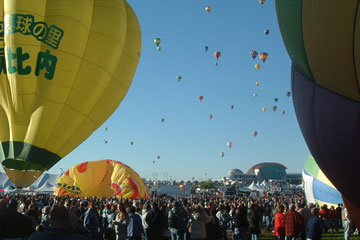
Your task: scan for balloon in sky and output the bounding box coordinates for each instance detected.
[272,106,277,112]
[231,105,234,110]
[214,51,221,60]
[253,131,258,137]
[250,51,258,60]
[198,96,204,102]
[54,160,149,199]
[205,6,211,13]
[255,82,260,86]
[259,0,266,4]
[0,0,142,188]
[157,46,162,51]
[205,46,209,52]
[259,52,269,62]
[253,93,258,98]
[262,107,267,112]
[220,152,224,157]
[130,141,134,146]
[209,114,213,119]
[264,29,270,35]
[274,98,279,102]
[177,75,182,82]
[161,118,165,123]
[105,127,108,131]
[154,38,161,46]
[227,142,232,149]
[157,156,160,160]
[281,110,286,115]
[152,160,155,164]
[303,155,343,208]
[104,140,108,145]
[255,64,261,70]
[286,91,291,97]
[276,0,360,222]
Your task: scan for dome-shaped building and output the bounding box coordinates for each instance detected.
[247,162,287,181]
[228,168,243,179]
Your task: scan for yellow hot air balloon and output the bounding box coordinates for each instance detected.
[205,6,211,13]
[0,0,141,187]
[255,82,260,86]
[262,107,267,112]
[255,64,261,70]
[55,160,149,199]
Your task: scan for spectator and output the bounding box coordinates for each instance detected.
[168,200,188,240]
[274,204,285,240]
[84,201,100,239]
[284,203,303,240]
[27,206,87,239]
[233,204,248,240]
[128,206,143,240]
[248,204,261,240]
[189,204,210,240]
[305,208,322,240]
[114,203,129,240]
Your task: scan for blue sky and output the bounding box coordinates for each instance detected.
[46,0,309,181]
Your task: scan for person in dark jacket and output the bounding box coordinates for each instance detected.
[0,199,33,239]
[233,204,248,240]
[128,206,144,240]
[305,208,323,240]
[146,202,162,240]
[27,206,87,240]
[205,207,221,240]
[248,204,261,240]
[169,200,188,240]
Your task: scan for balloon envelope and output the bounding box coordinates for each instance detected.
[0,0,141,187]
[55,160,149,199]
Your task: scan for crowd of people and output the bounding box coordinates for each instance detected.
[0,192,355,240]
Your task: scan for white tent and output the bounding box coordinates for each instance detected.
[238,186,251,192]
[157,185,184,197]
[0,172,15,189]
[247,182,264,192]
[35,181,55,194]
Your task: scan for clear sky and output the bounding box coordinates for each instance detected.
[30,0,310,181]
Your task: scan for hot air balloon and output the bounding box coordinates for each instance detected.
[227,142,232,149]
[205,6,211,12]
[220,152,225,157]
[152,161,155,164]
[209,114,213,119]
[231,105,234,110]
[214,62,218,66]
[264,29,270,35]
[281,111,286,115]
[104,140,108,144]
[177,75,182,82]
[250,51,258,60]
[54,160,149,199]
[259,0,265,4]
[130,141,134,146]
[255,64,261,70]
[161,118,165,123]
[214,51,221,60]
[253,131,258,137]
[157,156,160,160]
[262,108,267,112]
[259,52,269,62]
[157,46,162,51]
[276,1,360,226]
[253,93,258,98]
[198,96,204,102]
[274,98,279,102]
[205,46,209,52]
[105,127,108,131]
[0,1,142,188]
[272,106,277,111]
[286,91,291,97]
[303,155,343,208]
[154,38,161,46]
[255,82,260,86]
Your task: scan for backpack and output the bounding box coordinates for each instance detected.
[168,209,178,228]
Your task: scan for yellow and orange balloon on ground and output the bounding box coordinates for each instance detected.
[0,0,141,187]
[55,160,149,199]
